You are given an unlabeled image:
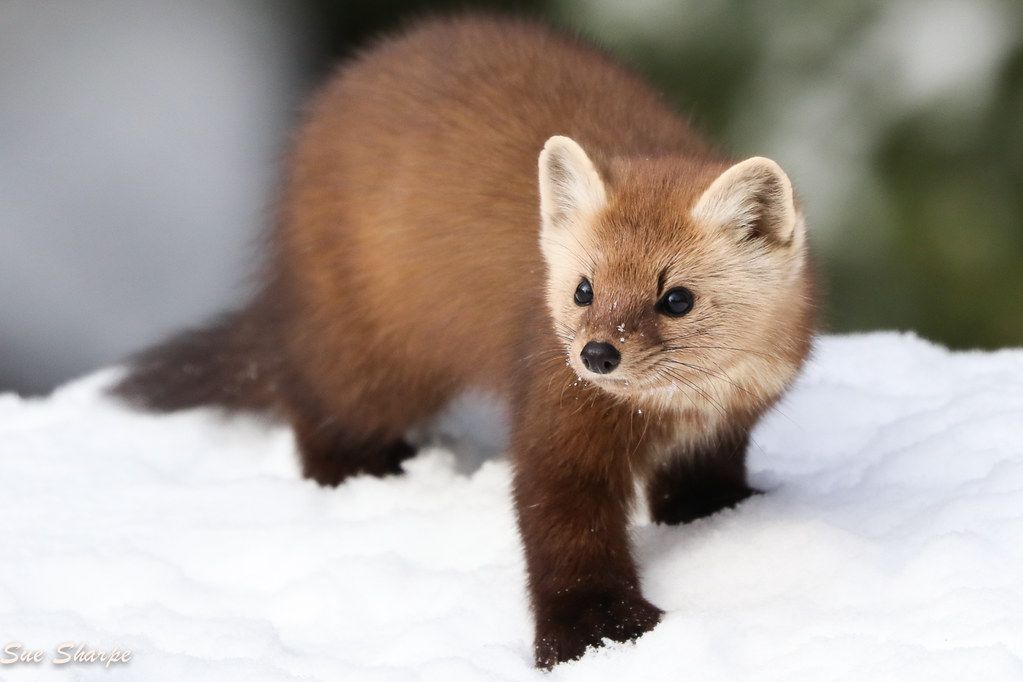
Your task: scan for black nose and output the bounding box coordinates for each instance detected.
[580,341,621,375]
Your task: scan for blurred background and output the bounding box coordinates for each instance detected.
[2,0,1022,395]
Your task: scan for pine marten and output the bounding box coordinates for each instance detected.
[114,14,816,668]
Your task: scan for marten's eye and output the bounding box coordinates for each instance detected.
[658,287,694,317]
[574,278,593,306]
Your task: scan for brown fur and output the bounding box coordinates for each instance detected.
[112,14,816,668]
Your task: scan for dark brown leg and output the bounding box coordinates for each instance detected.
[647,431,758,525]
[292,412,417,487]
[512,382,663,669]
[279,371,425,487]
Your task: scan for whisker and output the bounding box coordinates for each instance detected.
[663,359,760,401]
[656,366,729,419]
[663,344,786,362]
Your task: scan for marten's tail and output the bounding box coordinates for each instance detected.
[110,307,277,413]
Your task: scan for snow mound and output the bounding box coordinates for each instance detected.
[1,333,1022,681]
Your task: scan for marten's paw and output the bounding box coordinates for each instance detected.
[650,483,759,525]
[533,590,663,669]
[301,439,417,487]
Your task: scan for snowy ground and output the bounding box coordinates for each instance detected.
[1,332,1022,681]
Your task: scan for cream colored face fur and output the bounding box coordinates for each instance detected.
[538,135,810,416]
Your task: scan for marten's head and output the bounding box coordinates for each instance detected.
[537,135,814,412]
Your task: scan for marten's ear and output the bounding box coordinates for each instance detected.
[691,157,801,246]
[538,136,607,233]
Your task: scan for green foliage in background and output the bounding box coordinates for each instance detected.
[309,0,1023,349]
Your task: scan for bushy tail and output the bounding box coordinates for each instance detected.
[110,308,277,413]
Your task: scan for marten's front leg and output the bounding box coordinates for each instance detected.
[646,430,758,525]
[511,384,663,668]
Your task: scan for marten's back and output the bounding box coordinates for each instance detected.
[274,15,712,393]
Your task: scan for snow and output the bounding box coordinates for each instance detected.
[2,332,1022,681]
